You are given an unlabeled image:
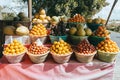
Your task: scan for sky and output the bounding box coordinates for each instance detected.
[95,0,120,20]
[0,0,120,20]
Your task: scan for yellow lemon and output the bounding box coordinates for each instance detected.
[11,49,15,53]
[58,51,62,54]
[13,39,18,43]
[10,43,15,46]
[60,39,64,43]
[53,41,58,45]
[55,49,58,53]
[58,47,62,51]
[56,45,59,48]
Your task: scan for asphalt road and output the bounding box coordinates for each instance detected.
[110,31,120,80]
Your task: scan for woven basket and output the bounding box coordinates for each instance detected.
[97,50,119,62]
[51,52,73,64]
[74,51,97,63]
[29,34,47,44]
[3,50,26,63]
[27,51,49,63]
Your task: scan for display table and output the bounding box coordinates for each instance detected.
[0,31,120,80]
[0,54,114,80]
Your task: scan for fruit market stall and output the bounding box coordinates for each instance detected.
[0,21,119,80]
[0,0,120,80]
[0,35,117,80]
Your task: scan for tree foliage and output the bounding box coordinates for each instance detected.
[23,0,109,18]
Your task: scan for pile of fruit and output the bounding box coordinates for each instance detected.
[13,12,29,21]
[32,9,51,23]
[96,38,119,52]
[15,23,29,36]
[3,23,29,36]
[50,21,66,36]
[3,40,26,54]
[68,14,85,23]
[86,18,107,31]
[50,16,60,25]
[28,42,49,54]
[94,26,110,37]
[69,25,92,36]
[50,39,72,55]
[49,15,68,25]
[75,39,96,54]
[29,24,47,36]
[86,18,106,25]
[3,25,16,35]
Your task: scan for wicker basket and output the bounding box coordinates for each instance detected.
[27,51,49,63]
[97,50,119,62]
[29,34,47,44]
[3,50,26,63]
[51,52,73,64]
[74,51,97,63]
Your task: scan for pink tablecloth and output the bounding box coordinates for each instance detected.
[0,54,114,80]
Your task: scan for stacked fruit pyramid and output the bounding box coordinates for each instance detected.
[68,14,85,23]
[3,40,27,63]
[27,40,49,63]
[88,25,120,62]
[74,39,97,63]
[68,24,92,45]
[94,26,110,37]
[29,23,47,43]
[50,39,73,63]
[30,24,47,36]
[28,42,49,55]
[96,38,119,62]
[88,26,110,46]
[32,9,51,24]
[68,14,93,45]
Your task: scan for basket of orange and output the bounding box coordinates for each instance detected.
[67,14,86,29]
[68,14,85,23]
[27,40,49,63]
[96,38,120,62]
[88,26,110,46]
[29,23,47,44]
[74,39,97,63]
[3,39,27,63]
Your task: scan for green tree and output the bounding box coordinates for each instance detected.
[23,0,109,18]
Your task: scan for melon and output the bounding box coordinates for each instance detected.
[3,26,16,35]
[16,26,29,35]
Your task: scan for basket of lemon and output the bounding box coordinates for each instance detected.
[3,40,27,63]
[50,39,73,63]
